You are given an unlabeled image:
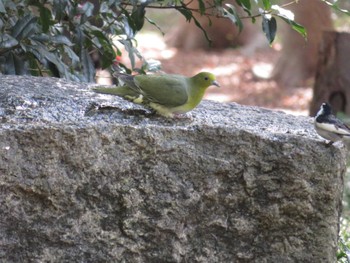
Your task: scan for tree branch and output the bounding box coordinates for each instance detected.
[119,0,300,21]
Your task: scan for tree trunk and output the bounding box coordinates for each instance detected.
[271,0,333,87]
[309,32,350,116]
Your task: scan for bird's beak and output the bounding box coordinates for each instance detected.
[212,80,220,87]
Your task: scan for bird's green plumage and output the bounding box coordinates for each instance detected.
[133,74,189,107]
[93,72,219,117]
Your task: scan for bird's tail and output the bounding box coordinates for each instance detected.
[92,85,139,98]
[92,86,123,96]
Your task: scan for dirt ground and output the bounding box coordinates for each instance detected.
[106,32,313,116]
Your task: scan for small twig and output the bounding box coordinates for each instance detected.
[119,0,299,21]
[281,0,299,9]
[182,0,195,8]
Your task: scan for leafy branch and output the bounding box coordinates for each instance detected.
[0,0,344,81]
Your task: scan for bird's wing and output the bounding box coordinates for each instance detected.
[134,74,189,107]
[316,116,350,135]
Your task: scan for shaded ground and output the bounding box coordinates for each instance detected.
[106,32,312,116]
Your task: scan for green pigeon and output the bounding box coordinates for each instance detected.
[93,72,220,118]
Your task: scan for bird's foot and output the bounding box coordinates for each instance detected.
[325,140,334,147]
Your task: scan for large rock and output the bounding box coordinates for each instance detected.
[0,75,346,262]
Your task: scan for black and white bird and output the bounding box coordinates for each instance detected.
[314,102,350,145]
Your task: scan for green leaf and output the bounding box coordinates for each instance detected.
[130,5,146,32]
[81,48,95,82]
[0,0,5,13]
[262,0,271,10]
[30,34,50,42]
[142,59,161,73]
[64,46,80,65]
[76,2,95,25]
[271,5,295,20]
[178,7,193,22]
[235,0,252,16]
[277,14,307,39]
[73,26,85,46]
[90,35,103,49]
[145,17,164,36]
[120,39,136,69]
[27,53,42,76]
[90,30,115,54]
[11,15,38,40]
[52,0,69,22]
[337,251,345,260]
[122,16,134,39]
[26,44,44,62]
[100,48,116,69]
[177,7,212,45]
[78,1,94,17]
[192,15,212,46]
[0,34,19,48]
[224,4,243,32]
[270,4,306,39]
[50,35,73,46]
[116,62,132,75]
[39,6,52,33]
[239,0,251,9]
[262,15,276,44]
[208,16,212,27]
[27,42,68,78]
[198,0,206,15]
[30,34,73,46]
[100,2,109,13]
[116,47,122,57]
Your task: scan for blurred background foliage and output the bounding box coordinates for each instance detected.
[0,0,313,82]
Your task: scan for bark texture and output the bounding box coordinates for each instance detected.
[310,31,350,116]
[271,0,333,87]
